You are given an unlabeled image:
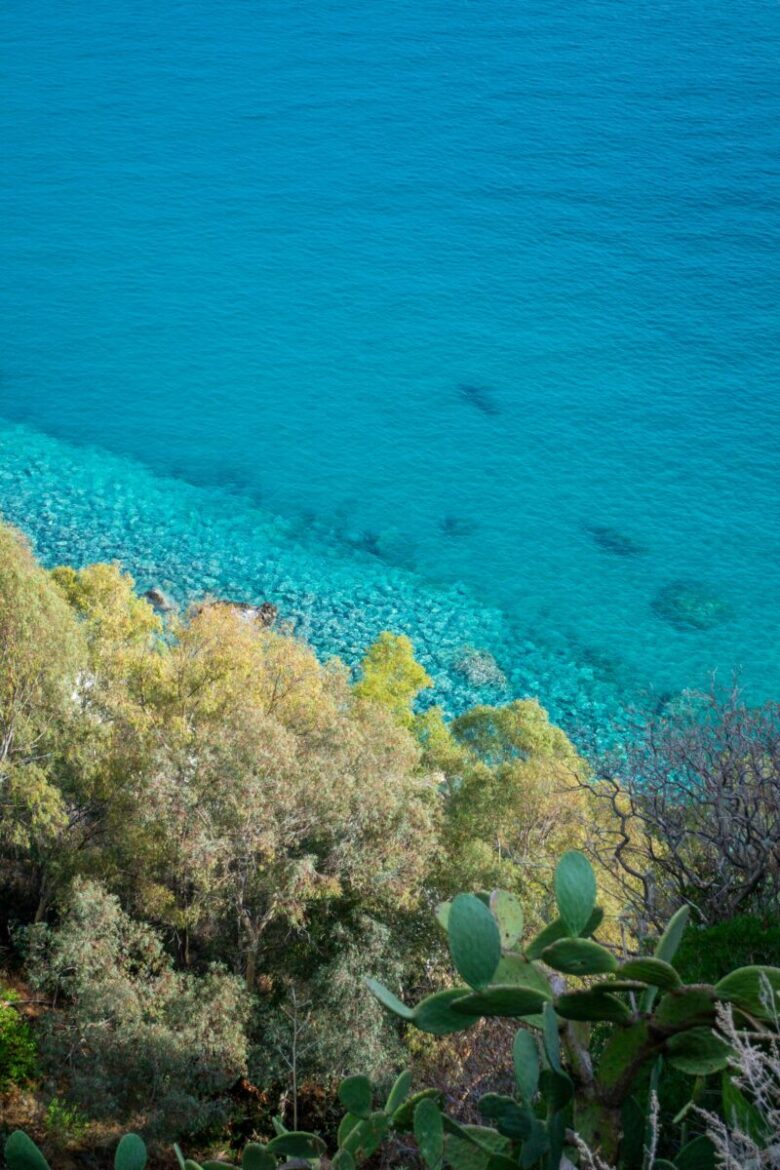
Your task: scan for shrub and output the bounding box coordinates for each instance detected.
[675,916,780,986]
[24,880,250,1140]
[0,988,37,1090]
[590,687,780,930]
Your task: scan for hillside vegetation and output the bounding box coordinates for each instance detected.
[0,521,778,1167]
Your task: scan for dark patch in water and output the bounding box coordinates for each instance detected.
[585,524,646,558]
[440,514,478,538]
[459,383,501,417]
[345,529,381,556]
[651,579,734,632]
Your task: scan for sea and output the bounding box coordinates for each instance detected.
[1,0,779,739]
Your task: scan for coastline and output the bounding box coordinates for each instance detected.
[0,417,638,743]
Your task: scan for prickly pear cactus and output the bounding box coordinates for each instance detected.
[364,850,780,1169]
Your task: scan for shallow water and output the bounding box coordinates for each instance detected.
[1,0,779,731]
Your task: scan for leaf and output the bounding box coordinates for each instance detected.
[554,851,597,936]
[385,1069,412,1115]
[115,1135,148,1170]
[655,905,691,964]
[339,1075,373,1119]
[391,1089,443,1132]
[542,1002,562,1073]
[666,1028,732,1076]
[436,901,451,932]
[541,937,617,976]
[487,1158,520,1170]
[591,980,647,994]
[185,1161,204,1170]
[173,1146,187,1170]
[619,958,681,990]
[242,1145,275,1170]
[341,1114,389,1161]
[365,977,414,1020]
[721,1073,768,1144]
[520,1119,549,1169]
[4,1134,51,1170]
[491,954,552,998]
[445,1129,510,1170]
[414,988,482,1034]
[555,990,633,1023]
[654,988,716,1029]
[477,1094,532,1140]
[525,918,568,960]
[338,1114,362,1149]
[414,1099,444,1170]
[715,966,780,1020]
[597,1023,651,1091]
[675,1136,716,1170]
[513,1029,540,1100]
[332,1153,356,1170]
[489,891,524,949]
[548,1112,566,1170]
[621,1097,646,1170]
[448,894,502,989]
[539,1068,574,1112]
[266,1134,327,1159]
[451,985,548,1018]
[580,905,605,938]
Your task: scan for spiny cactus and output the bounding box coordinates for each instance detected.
[3,1130,148,1170]
[361,849,780,1168]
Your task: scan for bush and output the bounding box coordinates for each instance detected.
[0,988,37,1090]
[675,916,780,986]
[24,880,250,1140]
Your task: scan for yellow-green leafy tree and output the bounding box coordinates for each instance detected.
[353,632,432,728]
[0,525,87,918]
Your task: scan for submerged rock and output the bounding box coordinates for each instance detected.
[440,514,478,538]
[144,587,175,612]
[651,580,733,632]
[452,645,507,690]
[200,599,279,626]
[458,383,501,417]
[585,525,646,558]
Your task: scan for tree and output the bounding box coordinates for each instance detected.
[353,633,432,728]
[0,524,87,920]
[436,700,628,936]
[113,605,440,986]
[586,686,780,930]
[24,878,250,1140]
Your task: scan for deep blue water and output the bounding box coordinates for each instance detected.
[1,0,779,732]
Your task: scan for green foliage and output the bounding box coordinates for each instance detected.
[0,988,37,1090]
[674,916,780,985]
[42,1099,89,1143]
[0,524,86,906]
[353,632,432,727]
[361,850,780,1168]
[6,522,777,1164]
[24,880,250,1140]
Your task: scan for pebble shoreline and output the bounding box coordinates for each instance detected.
[0,419,642,748]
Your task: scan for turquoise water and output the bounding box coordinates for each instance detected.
[1,0,779,733]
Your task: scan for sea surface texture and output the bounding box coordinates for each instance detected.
[1,0,779,734]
